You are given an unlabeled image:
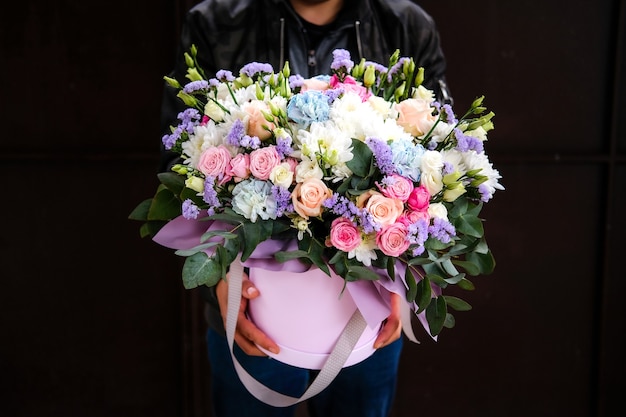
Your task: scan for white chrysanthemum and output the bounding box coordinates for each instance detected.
[348,233,378,267]
[440,149,466,174]
[297,121,353,168]
[329,92,382,141]
[369,118,413,144]
[182,120,228,167]
[462,151,505,196]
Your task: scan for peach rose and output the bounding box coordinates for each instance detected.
[249,146,281,180]
[395,98,436,137]
[196,145,231,178]
[329,217,361,252]
[291,178,332,219]
[365,194,404,227]
[376,222,410,257]
[302,77,330,91]
[242,100,275,140]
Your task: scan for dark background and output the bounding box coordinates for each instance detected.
[1,0,624,416]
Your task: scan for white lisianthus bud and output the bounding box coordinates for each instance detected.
[412,85,435,102]
[269,162,294,188]
[428,202,448,219]
[185,176,205,193]
[443,183,466,202]
[204,100,225,122]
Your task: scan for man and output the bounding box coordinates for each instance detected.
[160,1,451,415]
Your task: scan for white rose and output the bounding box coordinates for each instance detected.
[428,202,448,219]
[420,150,444,195]
[367,96,398,118]
[269,162,294,188]
[295,158,324,182]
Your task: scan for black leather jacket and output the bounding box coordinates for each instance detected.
[160,0,452,333]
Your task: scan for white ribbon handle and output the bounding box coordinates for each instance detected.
[226,256,368,407]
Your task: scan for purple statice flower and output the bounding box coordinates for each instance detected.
[208,78,220,88]
[386,57,410,83]
[478,183,492,202]
[441,104,457,124]
[323,194,379,234]
[183,80,209,94]
[454,128,484,153]
[275,135,293,158]
[428,217,456,244]
[408,218,429,256]
[330,49,354,72]
[215,70,235,82]
[365,137,395,176]
[162,108,201,150]
[427,139,438,150]
[240,62,274,78]
[240,135,261,149]
[182,199,200,220]
[323,88,343,103]
[289,74,305,89]
[202,176,221,209]
[271,185,293,216]
[225,119,246,147]
[442,161,454,175]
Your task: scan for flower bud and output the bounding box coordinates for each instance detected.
[364,65,376,88]
[172,164,188,175]
[443,183,466,202]
[442,171,462,185]
[282,61,291,78]
[204,100,225,122]
[467,111,495,131]
[163,76,181,89]
[414,67,424,87]
[185,176,205,193]
[184,52,194,69]
[186,67,203,82]
[177,91,197,107]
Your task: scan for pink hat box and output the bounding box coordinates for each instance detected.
[247,266,382,370]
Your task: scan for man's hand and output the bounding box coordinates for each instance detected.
[373,292,402,349]
[216,272,280,356]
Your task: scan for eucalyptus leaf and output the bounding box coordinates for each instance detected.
[414,275,432,313]
[346,138,374,177]
[346,265,380,281]
[426,296,447,336]
[466,250,496,275]
[181,252,222,289]
[451,259,480,276]
[444,295,472,312]
[457,277,476,291]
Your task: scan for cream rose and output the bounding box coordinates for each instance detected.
[428,202,448,220]
[291,178,332,219]
[395,98,436,137]
[269,162,295,188]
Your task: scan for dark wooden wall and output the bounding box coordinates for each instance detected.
[1,1,624,416]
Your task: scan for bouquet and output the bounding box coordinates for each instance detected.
[130,45,503,338]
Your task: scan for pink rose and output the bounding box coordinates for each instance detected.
[329,74,371,101]
[365,194,404,227]
[197,145,232,179]
[395,98,436,136]
[249,146,281,180]
[291,178,332,219]
[378,174,414,202]
[397,209,429,226]
[329,217,361,252]
[285,157,299,173]
[376,223,410,257]
[407,185,430,211]
[242,100,275,140]
[225,153,250,182]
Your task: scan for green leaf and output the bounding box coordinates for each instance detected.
[386,257,396,281]
[443,313,456,329]
[275,250,313,263]
[444,295,472,311]
[239,220,273,261]
[451,259,480,276]
[149,186,182,220]
[426,296,447,336]
[457,277,476,291]
[414,274,432,313]
[346,265,380,281]
[441,259,459,276]
[175,242,220,256]
[181,252,223,289]
[158,171,186,194]
[128,199,152,221]
[405,266,418,302]
[346,138,374,177]
[466,250,496,275]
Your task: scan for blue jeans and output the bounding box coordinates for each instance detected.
[207,328,403,417]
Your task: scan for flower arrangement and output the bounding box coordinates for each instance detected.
[130,45,503,337]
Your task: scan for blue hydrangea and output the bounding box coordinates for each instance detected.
[287,90,331,128]
[389,138,425,182]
